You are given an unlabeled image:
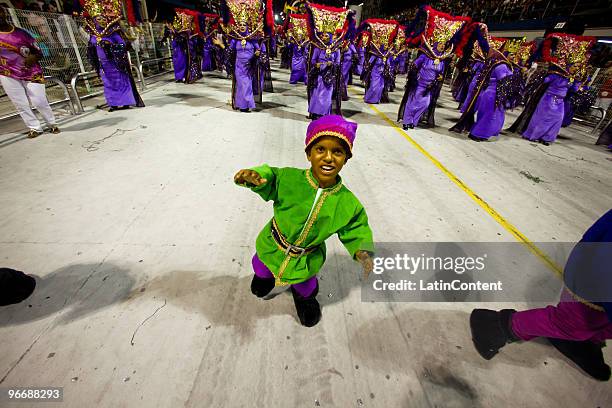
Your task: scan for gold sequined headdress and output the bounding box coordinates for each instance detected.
[420,6,470,60]
[82,0,122,18]
[543,33,595,75]
[172,10,195,32]
[220,0,273,43]
[285,14,308,43]
[306,3,353,53]
[361,20,399,51]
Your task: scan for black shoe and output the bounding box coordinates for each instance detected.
[468,134,482,142]
[0,268,36,306]
[240,108,251,113]
[548,338,611,381]
[109,106,118,112]
[541,141,550,146]
[250,275,275,298]
[291,284,321,327]
[470,309,518,360]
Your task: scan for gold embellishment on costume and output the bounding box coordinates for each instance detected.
[367,22,397,51]
[308,4,349,53]
[276,184,340,284]
[426,14,464,51]
[84,16,121,38]
[173,12,195,32]
[305,169,318,189]
[287,16,308,44]
[310,6,349,34]
[420,36,454,61]
[275,173,342,285]
[0,26,15,35]
[306,130,353,153]
[82,0,122,18]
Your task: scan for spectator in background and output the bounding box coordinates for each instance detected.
[0,5,60,137]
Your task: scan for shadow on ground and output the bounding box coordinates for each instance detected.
[0,263,135,327]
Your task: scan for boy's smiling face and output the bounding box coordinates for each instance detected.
[307,136,349,188]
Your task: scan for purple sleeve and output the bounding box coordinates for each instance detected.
[311,47,320,64]
[414,54,426,70]
[543,74,554,84]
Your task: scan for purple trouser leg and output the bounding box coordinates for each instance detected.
[252,254,318,298]
[512,290,612,343]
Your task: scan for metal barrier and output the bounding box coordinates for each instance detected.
[70,71,104,114]
[580,106,607,134]
[0,75,75,122]
[139,56,174,83]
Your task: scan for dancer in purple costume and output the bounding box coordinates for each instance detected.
[162,10,201,84]
[364,46,393,104]
[510,33,595,145]
[289,41,308,84]
[521,73,571,144]
[399,53,444,128]
[397,6,470,129]
[307,37,341,119]
[459,59,484,111]
[83,2,144,111]
[451,36,518,141]
[216,34,260,111]
[342,41,357,101]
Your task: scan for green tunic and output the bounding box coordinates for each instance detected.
[238,165,374,285]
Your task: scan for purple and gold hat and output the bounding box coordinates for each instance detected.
[305,115,358,157]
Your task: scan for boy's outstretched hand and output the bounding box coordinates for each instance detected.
[234,169,267,187]
[356,250,373,280]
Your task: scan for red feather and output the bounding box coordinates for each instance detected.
[124,0,136,25]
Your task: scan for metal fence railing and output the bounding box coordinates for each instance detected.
[1,10,174,124]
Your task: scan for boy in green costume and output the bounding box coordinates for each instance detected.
[235,114,374,327]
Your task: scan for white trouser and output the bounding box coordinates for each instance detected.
[0,75,56,131]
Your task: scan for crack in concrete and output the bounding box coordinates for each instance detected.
[81,126,142,152]
[130,299,167,346]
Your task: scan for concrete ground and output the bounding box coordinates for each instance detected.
[0,62,611,408]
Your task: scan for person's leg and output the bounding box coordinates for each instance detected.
[291,276,321,327]
[25,81,58,131]
[512,296,611,342]
[0,76,43,133]
[251,254,275,298]
[292,276,318,298]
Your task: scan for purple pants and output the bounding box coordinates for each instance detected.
[512,290,612,343]
[252,254,317,298]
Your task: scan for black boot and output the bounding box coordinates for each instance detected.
[548,338,611,381]
[0,268,36,306]
[250,275,275,298]
[470,309,519,360]
[291,284,321,327]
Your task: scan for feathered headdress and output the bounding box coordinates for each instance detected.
[358,19,399,54]
[542,33,596,75]
[456,22,487,57]
[306,3,354,53]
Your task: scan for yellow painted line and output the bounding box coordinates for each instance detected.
[365,102,564,277]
